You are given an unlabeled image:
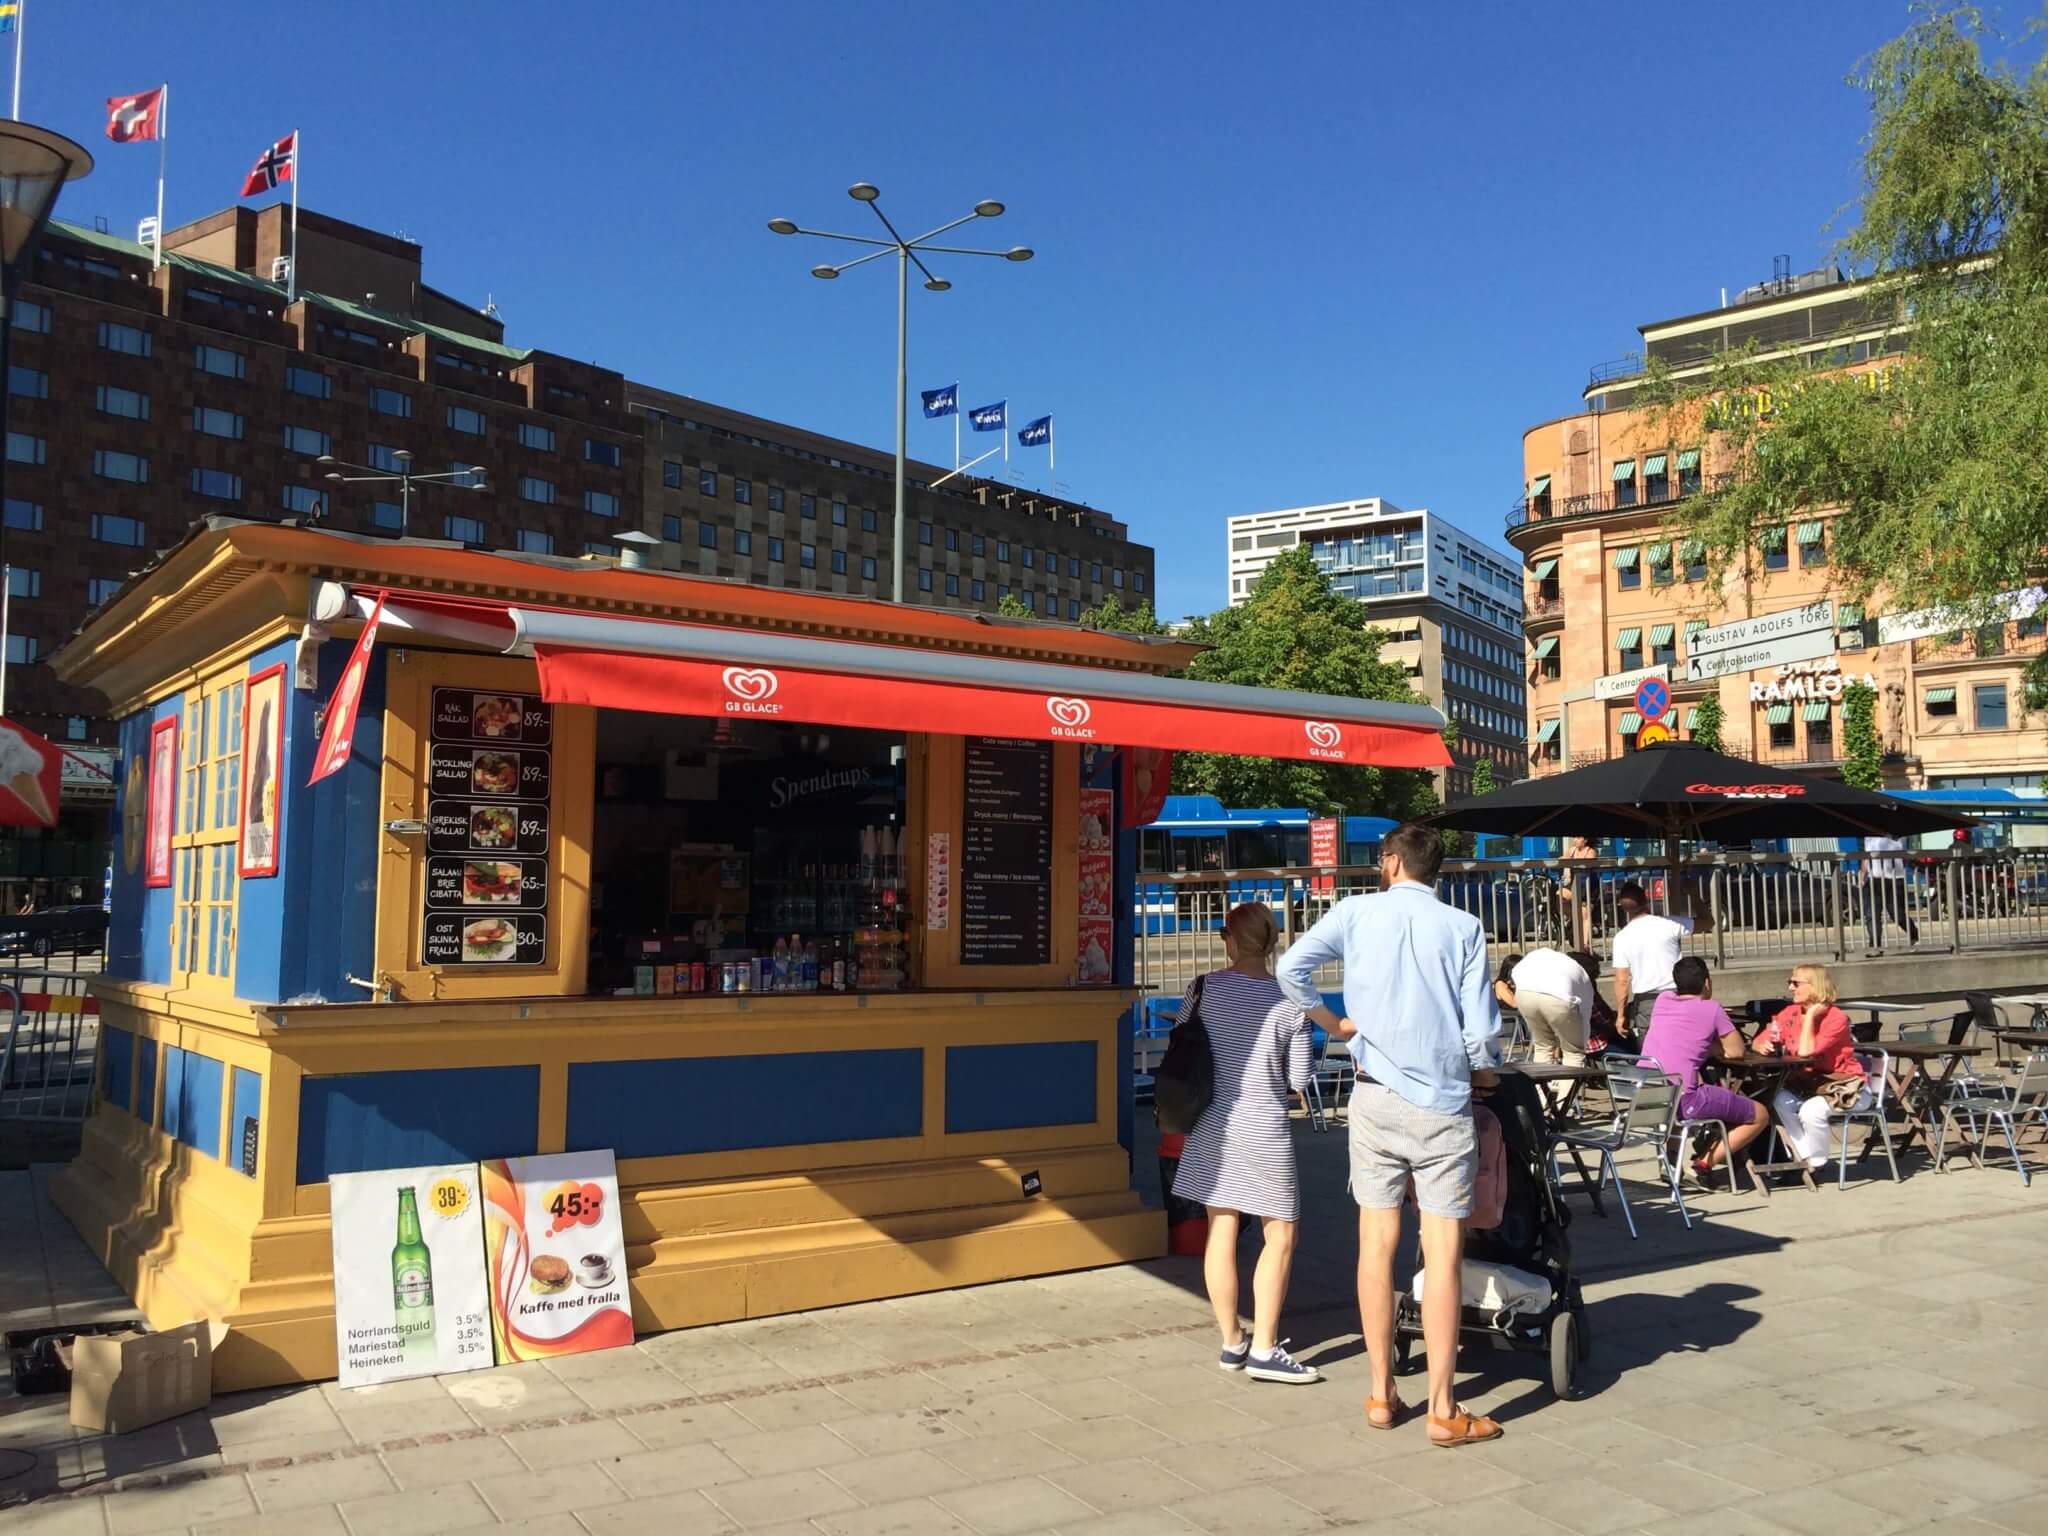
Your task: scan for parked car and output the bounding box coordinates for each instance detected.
[0,905,109,959]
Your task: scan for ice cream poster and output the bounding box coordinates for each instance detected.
[1077,786,1113,983]
[0,717,60,829]
[237,665,285,878]
[329,1163,493,1389]
[144,716,176,887]
[482,1150,633,1365]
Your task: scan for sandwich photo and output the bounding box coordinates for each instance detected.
[462,861,522,905]
[462,917,518,962]
[527,1254,570,1295]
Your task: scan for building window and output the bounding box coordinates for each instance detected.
[662,460,683,489]
[661,514,683,542]
[99,320,151,356]
[832,500,848,526]
[513,475,553,505]
[736,529,753,556]
[767,486,785,513]
[831,548,847,574]
[585,540,618,557]
[1068,599,1081,620]
[1611,459,1636,506]
[281,485,325,517]
[1068,556,1081,577]
[1677,448,1702,497]
[519,423,556,452]
[517,529,555,554]
[1682,540,1707,583]
[861,507,877,533]
[190,467,242,502]
[1650,625,1676,668]
[95,384,148,420]
[971,579,986,602]
[446,405,487,436]
[945,574,960,596]
[371,501,404,531]
[918,568,933,592]
[799,543,816,569]
[1647,543,1674,586]
[1613,546,1640,590]
[4,499,40,532]
[445,514,485,544]
[194,344,244,379]
[1113,569,1125,589]
[92,448,145,481]
[1760,526,1789,571]
[1643,453,1670,503]
[1976,684,2010,730]
[861,556,877,581]
[734,478,752,505]
[88,577,121,606]
[947,529,961,552]
[12,298,50,334]
[585,439,622,467]
[285,365,330,399]
[584,489,620,518]
[4,634,35,665]
[446,463,483,490]
[800,493,816,520]
[168,674,244,988]
[7,567,39,599]
[1616,628,1643,671]
[192,405,244,440]
[282,424,330,456]
[370,387,413,419]
[368,443,404,472]
[768,536,785,562]
[1797,522,1827,567]
[8,365,46,399]
[920,522,933,547]
[699,522,718,550]
[974,534,987,558]
[698,468,718,497]
[92,512,146,547]
[1022,548,1036,570]
[996,541,1011,563]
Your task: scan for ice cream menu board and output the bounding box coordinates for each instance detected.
[421,689,552,966]
[960,737,1053,965]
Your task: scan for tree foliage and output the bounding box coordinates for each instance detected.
[1168,547,1442,818]
[1471,756,1497,796]
[996,593,1035,619]
[1841,681,1885,788]
[1077,594,1167,634]
[1690,693,1727,753]
[1644,5,2048,707]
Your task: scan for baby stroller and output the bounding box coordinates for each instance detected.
[1392,1070,1589,1398]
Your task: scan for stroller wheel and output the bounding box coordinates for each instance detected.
[1393,1329,1414,1376]
[1548,1313,1579,1400]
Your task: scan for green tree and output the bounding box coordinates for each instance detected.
[996,593,1034,619]
[1169,546,1441,818]
[1647,6,2048,707]
[1470,756,1497,796]
[1077,593,1168,634]
[1691,693,1726,753]
[1842,681,1884,788]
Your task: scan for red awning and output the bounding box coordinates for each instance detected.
[534,646,1450,769]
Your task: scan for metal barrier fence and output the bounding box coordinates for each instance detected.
[1135,847,2048,1004]
[0,968,103,1125]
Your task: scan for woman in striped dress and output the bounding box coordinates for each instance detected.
[1171,903,1320,1384]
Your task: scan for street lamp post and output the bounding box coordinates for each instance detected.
[0,121,91,719]
[768,184,1033,603]
[315,451,488,539]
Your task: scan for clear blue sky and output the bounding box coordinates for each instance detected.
[30,0,1917,619]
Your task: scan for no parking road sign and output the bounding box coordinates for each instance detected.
[1633,675,1671,722]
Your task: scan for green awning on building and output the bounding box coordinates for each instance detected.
[1536,720,1561,743]
[1616,628,1642,650]
[1612,459,1636,481]
[1684,619,1708,637]
[1648,624,1675,647]
[1676,448,1701,471]
[1766,703,1794,724]
[1532,557,1558,579]
[1796,520,1826,544]
[1685,706,1701,727]
[1646,541,1672,563]
[1837,603,1863,625]
[1924,687,1956,705]
[1530,475,1551,497]
[1612,547,1640,570]
[1680,538,1706,563]
[1532,636,1559,659]
[1760,526,1788,551]
[1804,700,1833,722]
[1642,453,1668,477]
[1618,712,1643,733]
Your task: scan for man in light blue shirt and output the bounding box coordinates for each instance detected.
[1276,822,1502,1447]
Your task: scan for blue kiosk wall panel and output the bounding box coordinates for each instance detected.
[946,1041,1097,1134]
[297,1066,541,1182]
[566,1051,923,1159]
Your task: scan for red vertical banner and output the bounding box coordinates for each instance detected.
[144,716,177,888]
[309,593,385,787]
[1078,786,1113,984]
[1119,748,1173,829]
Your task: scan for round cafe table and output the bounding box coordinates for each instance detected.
[1701,1053,1817,1194]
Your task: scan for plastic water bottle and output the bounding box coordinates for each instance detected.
[771,935,789,992]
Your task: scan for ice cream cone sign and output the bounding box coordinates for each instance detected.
[0,719,61,828]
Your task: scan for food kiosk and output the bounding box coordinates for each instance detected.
[49,519,1448,1389]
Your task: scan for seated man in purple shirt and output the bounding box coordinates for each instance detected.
[1637,956,1770,1180]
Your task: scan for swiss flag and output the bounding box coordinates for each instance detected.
[105,87,164,143]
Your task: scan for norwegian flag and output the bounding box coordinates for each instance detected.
[105,87,165,143]
[241,131,297,197]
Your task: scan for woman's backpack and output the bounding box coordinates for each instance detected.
[1153,974,1214,1134]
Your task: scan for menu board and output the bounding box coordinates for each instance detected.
[422,689,552,967]
[961,738,1053,966]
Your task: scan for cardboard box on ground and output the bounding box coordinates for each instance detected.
[59,1320,223,1434]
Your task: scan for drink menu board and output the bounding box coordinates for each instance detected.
[422,688,551,966]
[961,737,1053,966]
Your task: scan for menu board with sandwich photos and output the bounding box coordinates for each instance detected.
[481,1150,634,1365]
[422,688,552,966]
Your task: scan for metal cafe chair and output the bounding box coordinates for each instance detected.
[1828,1046,1900,1187]
[1936,1047,2048,1186]
[1555,1061,1691,1239]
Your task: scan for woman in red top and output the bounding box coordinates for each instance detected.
[1755,963,1870,1169]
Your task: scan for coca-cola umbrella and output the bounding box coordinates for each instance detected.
[1428,741,1974,843]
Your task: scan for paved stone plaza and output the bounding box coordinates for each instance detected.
[7,1116,2048,1536]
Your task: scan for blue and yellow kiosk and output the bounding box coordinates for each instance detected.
[49,519,1448,1389]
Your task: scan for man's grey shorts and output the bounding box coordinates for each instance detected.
[1348,1082,1479,1219]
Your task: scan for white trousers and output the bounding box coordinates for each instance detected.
[1771,1085,1873,1166]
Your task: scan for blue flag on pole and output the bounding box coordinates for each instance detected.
[0,3,17,33]
[921,384,957,419]
[1018,415,1051,447]
[968,400,1006,432]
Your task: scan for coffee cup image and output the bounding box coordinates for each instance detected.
[575,1253,613,1288]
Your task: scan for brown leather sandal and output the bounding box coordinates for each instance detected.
[1365,1394,1404,1430]
[1426,1408,1503,1447]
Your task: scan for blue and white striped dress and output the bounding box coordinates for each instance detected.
[1170,968,1314,1221]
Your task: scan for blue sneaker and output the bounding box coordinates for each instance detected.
[1246,1341,1321,1384]
[1218,1338,1250,1372]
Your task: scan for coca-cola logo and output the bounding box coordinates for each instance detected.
[1686,781,1807,799]
[721,667,783,714]
[1045,696,1096,738]
[1304,721,1344,758]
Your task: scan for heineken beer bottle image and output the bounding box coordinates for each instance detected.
[391,1186,436,1360]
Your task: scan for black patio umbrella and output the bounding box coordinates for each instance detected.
[1428,741,1975,844]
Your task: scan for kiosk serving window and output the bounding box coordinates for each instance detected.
[173,672,245,989]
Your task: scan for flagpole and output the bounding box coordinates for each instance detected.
[10,0,23,121]
[953,385,959,471]
[287,129,299,303]
[1049,416,1055,481]
[151,82,165,272]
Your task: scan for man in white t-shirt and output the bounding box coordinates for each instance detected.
[1863,834,1921,948]
[1611,881,1709,1037]
[1507,948,1596,1069]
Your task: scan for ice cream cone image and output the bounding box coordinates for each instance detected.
[0,725,55,827]
[8,772,53,826]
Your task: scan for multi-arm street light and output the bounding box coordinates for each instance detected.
[768,183,1033,602]
[316,451,487,539]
